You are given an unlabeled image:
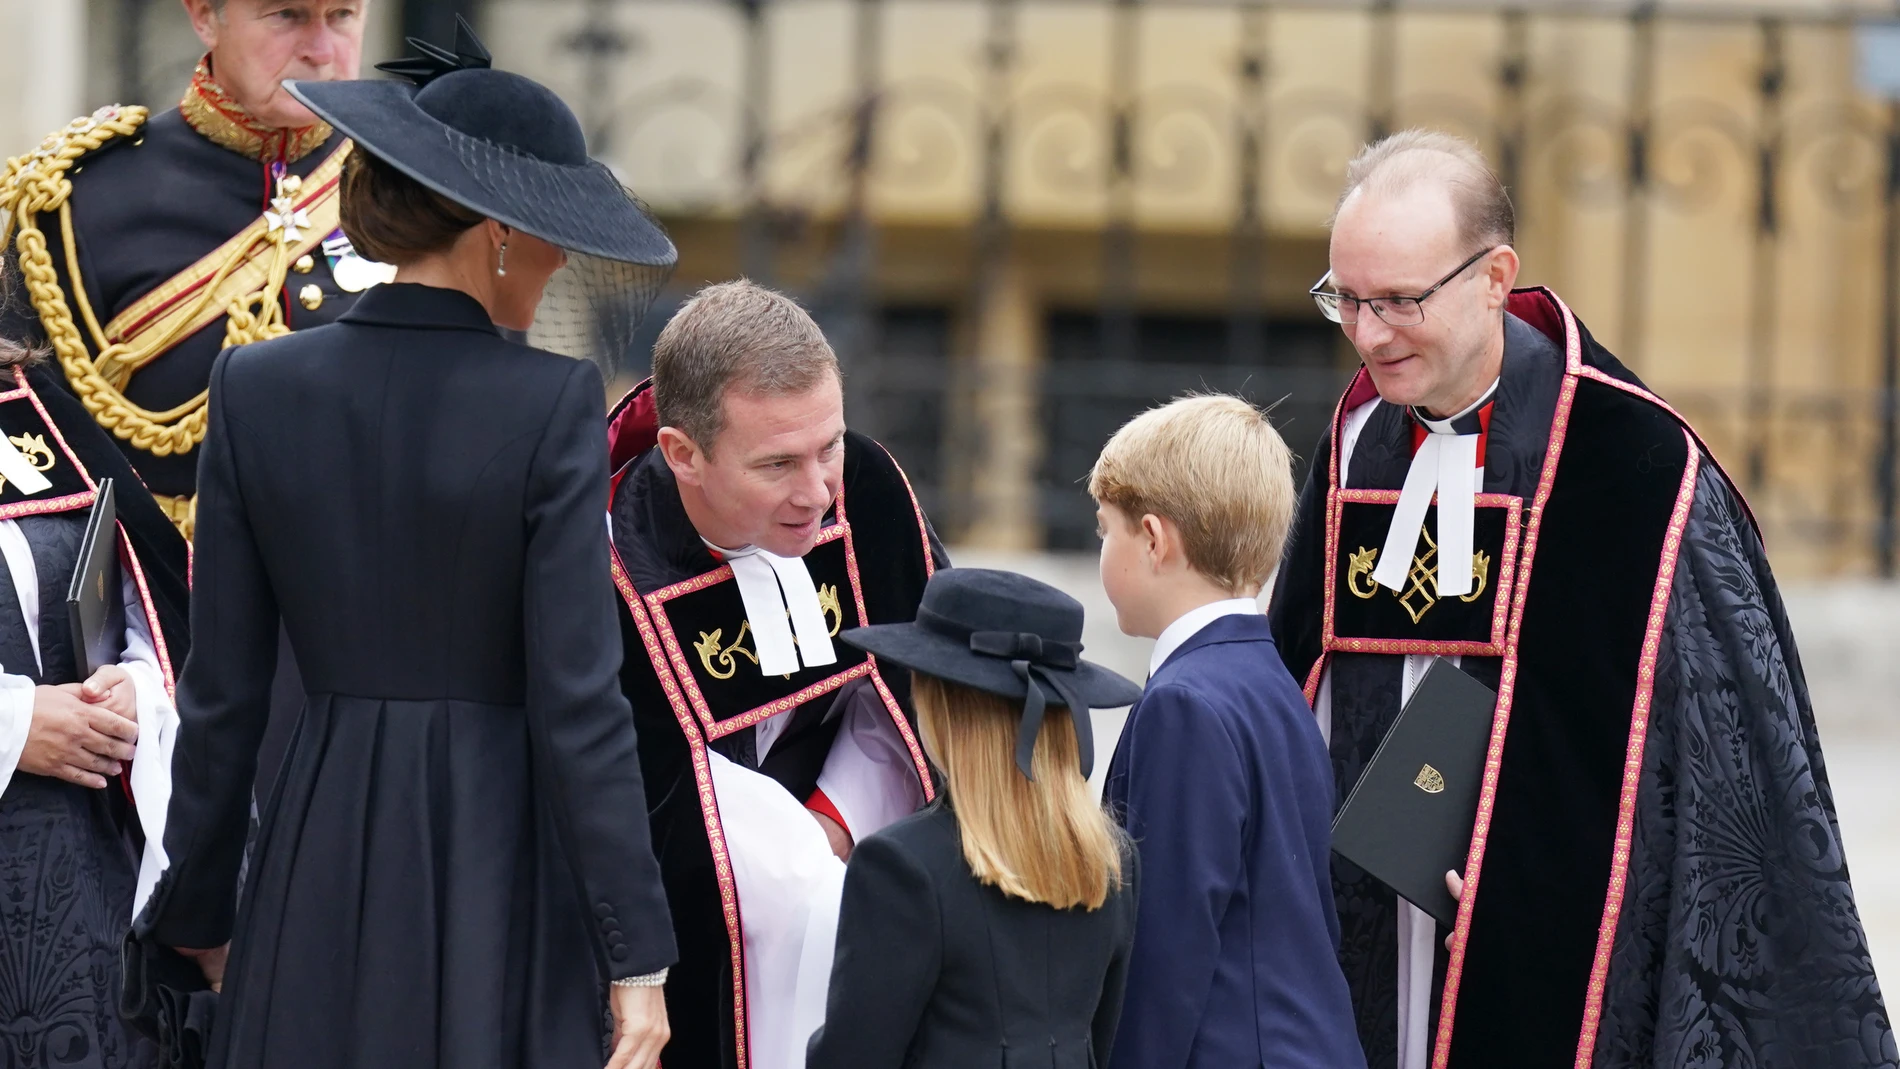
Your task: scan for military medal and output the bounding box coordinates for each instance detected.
[322,231,396,293]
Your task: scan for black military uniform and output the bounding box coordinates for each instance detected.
[0,58,387,539]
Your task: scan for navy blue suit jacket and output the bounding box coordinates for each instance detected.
[1103,612,1365,1069]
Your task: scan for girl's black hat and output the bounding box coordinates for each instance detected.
[840,569,1142,780]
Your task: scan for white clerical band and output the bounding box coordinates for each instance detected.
[716,542,838,677]
[1369,380,1498,598]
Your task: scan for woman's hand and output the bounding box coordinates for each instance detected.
[19,684,137,788]
[78,664,137,723]
[605,983,669,1069]
[177,943,229,993]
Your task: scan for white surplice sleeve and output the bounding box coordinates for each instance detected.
[119,567,180,919]
[813,683,926,842]
[0,519,40,799]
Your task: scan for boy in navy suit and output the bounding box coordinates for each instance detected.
[1094,395,1364,1069]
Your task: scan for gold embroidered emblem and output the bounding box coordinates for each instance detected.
[1347,527,1490,624]
[0,433,56,495]
[695,622,758,681]
[1415,764,1446,794]
[694,584,847,680]
[1345,546,1380,598]
[817,583,842,637]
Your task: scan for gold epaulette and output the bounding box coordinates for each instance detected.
[0,106,345,471]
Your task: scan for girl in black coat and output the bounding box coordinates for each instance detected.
[811,568,1144,1069]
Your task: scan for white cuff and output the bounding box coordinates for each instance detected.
[0,674,37,799]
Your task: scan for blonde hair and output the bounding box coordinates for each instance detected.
[914,673,1124,910]
[1334,128,1515,251]
[1087,393,1295,594]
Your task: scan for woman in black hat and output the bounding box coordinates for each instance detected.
[128,23,676,1069]
[806,568,1143,1069]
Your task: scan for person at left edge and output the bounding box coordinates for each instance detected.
[0,0,382,794]
[130,25,676,1069]
[0,312,192,1067]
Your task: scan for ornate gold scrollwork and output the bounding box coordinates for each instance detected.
[817,583,842,637]
[695,622,758,681]
[0,432,56,496]
[1346,527,1490,624]
[1346,547,1380,599]
[1461,552,1491,604]
[694,585,846,681]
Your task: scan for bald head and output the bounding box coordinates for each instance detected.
[1333,129,1514,254]
[1323,129,1521,417]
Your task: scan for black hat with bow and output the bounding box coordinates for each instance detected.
[282,18,675,268]
[840,569,1142,780]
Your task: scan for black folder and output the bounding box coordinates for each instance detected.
[1330,658,1496,928]
[66,479,122,682]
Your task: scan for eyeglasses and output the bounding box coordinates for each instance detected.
[1309,246,1497,327]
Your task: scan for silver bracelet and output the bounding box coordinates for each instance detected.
[612,968,669,989]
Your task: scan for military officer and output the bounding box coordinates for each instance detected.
[0,0,388,539]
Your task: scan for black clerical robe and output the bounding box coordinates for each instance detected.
[1270,288,1893,1069]
[604,381,945,1069]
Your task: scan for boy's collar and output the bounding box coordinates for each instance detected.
[1149,597,1261,678]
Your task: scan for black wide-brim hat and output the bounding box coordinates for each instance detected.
[841,568,1142,780]
[284,20,675,266]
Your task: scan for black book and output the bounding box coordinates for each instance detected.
[66,479,123,682]
[1330,658,1496,928]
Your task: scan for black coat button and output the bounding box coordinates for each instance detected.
[610,945,629,962]
[602,919,620,935]
[595,904,612,919]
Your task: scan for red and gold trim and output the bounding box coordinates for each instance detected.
[834,486,936,798]
[6,366,177,691]
[609,540,751,1069]
[645,526,860,739]
[179,58,332,163]
[1569,432,1700,1066]
[1574,364,1760,539]
[1430,289,1588,1069]
[1300,368,1383,706]
[874,437,937,578]
[1320,488,1524,658]
[0,367,103,523]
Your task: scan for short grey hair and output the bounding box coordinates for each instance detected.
[651,280,840,455]
[1333,128,1515,251]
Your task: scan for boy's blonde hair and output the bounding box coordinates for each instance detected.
[913,672,1125,910]
[1087,393,1295,594]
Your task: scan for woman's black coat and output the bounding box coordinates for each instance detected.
[137,282,674,1069]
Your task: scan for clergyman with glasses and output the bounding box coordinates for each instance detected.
[1267,129,1892,1069]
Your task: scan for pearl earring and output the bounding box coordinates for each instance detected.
[496,241,508,277]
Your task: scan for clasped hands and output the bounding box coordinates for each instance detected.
[19,664,138,789]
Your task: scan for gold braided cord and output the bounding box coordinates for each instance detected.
[0,106,299,459]
[154,492,197,541]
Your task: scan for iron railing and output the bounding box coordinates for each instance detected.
[107,0,1900,575]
